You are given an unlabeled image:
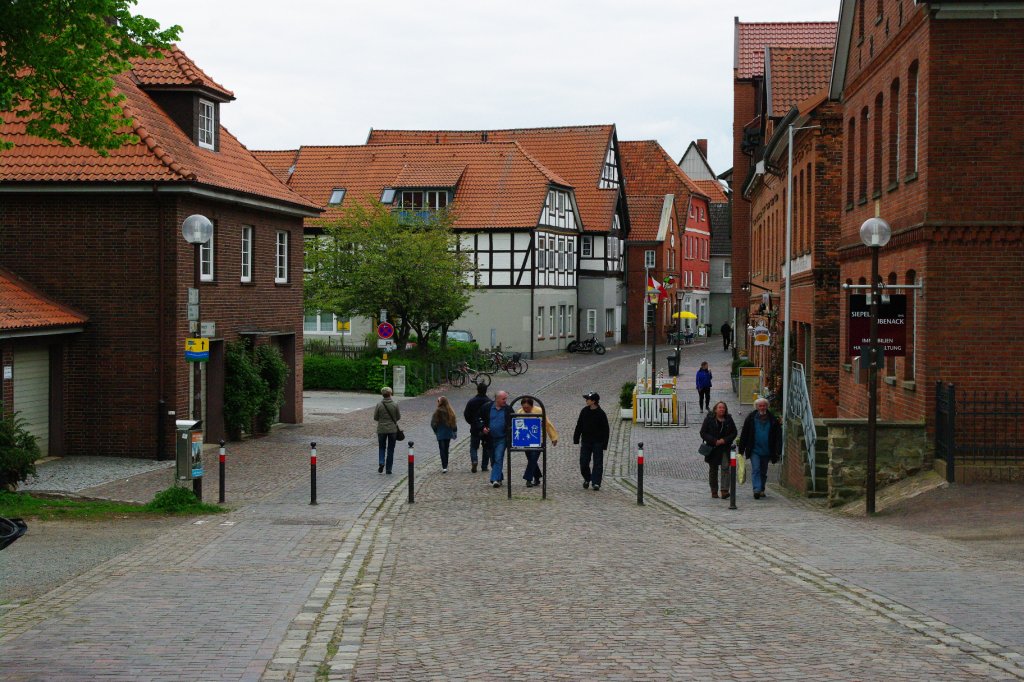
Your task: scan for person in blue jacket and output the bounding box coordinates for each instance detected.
[696,361,713,412]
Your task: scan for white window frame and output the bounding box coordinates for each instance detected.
[644,250,656,269]
[724,260,732,278]
[200,230,214,281]
[586,309,597,334]
[558,305,566,336]
[548,306,555,337]
[568,305,575,336]
[275,231,289,283]
[581,236,593,258]
[240,226,252,283]
[198,99,215,150]
[537,306,544,339]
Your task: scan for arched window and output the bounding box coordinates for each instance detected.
[805,161,813,253]
[873,93,884,196]
[906,61,919,176]
[904,270,916,379]
[847,117,856,207]
[889,79,900,187]
[860,107,870,201]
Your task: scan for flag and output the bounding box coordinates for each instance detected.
[647,275,668,302]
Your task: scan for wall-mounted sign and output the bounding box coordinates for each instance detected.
[752,324,771,346]
[848,294,907,357]
[185,337,210,362]
[3,366,11,380]
[200,321,216,337]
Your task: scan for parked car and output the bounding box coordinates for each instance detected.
[446,330,475,343]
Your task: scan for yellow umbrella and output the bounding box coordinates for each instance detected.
[672,311,698,320]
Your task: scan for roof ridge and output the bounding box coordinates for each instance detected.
[117,90,196,181]
[510,141,573,187]
[297,141,526,151]
[370,124,615,135]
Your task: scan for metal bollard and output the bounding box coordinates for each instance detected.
[310,442,318,506]
[218,440,226,504]
[408,442,415,504]
[637,442,645,506]
[729,445,738,510]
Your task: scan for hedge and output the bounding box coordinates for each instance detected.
[304,342,479,397]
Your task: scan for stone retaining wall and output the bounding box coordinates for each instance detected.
[824,419,928,507]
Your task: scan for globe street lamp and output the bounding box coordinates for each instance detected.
[182,214,212,501]
[860,216,891,514]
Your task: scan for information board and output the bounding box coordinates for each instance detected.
[511,415,543,449]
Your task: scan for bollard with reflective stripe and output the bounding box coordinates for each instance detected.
[218,440,226,504]
[637,442,645,506]
[728,445,738,510]
[408,442,415,504]
[310,442,318,506]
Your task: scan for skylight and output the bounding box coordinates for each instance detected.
[328,188,346,205]
[380,188,396,204]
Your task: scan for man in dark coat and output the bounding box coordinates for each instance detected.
[738,397,782,498]
[463,382,490,472]
[573,392,610,491]
[720,321,733,351]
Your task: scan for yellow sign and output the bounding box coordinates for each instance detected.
[381,352,389,366]
[185,338,209,353]
[337,319,350,332]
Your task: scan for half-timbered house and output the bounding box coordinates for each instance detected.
[256,143,583,357]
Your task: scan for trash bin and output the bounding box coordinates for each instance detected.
[175,419,204,482]
[667,354,679,376]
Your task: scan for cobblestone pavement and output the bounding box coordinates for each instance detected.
[2,343,1023,680]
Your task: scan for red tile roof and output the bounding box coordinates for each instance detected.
[693,179,730,204]
[367,125,619,233]
[736,21,837,80]
[767,46,834,117]
[255,149,299,184]
[130,46,234,100]
[0,267,87,333]
[0,50,318,212]
[620,140,709,242]
[280,142,572,230]
[624,195,670,242]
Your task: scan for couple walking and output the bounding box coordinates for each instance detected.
[699,397,781,499]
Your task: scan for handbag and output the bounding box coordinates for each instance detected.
[383,403,404,441]
[698,442,713,457]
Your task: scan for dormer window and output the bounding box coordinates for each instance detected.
[400,190,449,211]
[599,139,620,189]
[380,188,396,204]
[198,99,215,150]
[540,189,576,229]
[328,188,346,205]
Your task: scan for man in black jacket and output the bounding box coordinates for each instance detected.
[573,392,610,491]
[463,382,490,472]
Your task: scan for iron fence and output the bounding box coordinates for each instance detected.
[935,382,1024,482]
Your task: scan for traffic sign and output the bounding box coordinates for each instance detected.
[511,415,543,449]
[185,337,210,362]
[377,322,395,340]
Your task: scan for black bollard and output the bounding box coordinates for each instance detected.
[310,442,318,506]
[729,445,738,510]
[408,442,415,504]
[218,440,226,504]
[637,442,645,506]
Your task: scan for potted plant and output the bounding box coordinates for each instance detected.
[619,382,635,420]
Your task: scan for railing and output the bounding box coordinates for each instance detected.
[935,382,1024,483]
[788,361,818,491]
[634,392,679,426]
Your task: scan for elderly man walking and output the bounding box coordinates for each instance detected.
[476,390,512,488]
[738,397,782,499]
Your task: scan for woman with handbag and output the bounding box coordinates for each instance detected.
[430,396,458,473]
[699,401,738,499]
[373,386,402,475]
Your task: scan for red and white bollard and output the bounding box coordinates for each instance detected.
[310,442,318,506]
[218,440,226,504]
[637,442,645,506]
[408,442,415,504]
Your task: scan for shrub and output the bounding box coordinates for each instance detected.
[145,486,224,514]
[732,356,754,377]
[254,345,289,433]
[224,341,265,440]
[0,411,40,490]
[619,382,636,410]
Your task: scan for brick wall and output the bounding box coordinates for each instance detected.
[732,80,757,308]
[0,192,305,458]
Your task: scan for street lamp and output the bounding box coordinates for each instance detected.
[182,214,212,501]
[860,216,892,515]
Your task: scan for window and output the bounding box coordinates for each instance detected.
[568,305,575,336]
[699,207,705,221]
[724,260,732,278]
[567,239,575,271]
[275,231,288,283]
[859,107,869,201]
[605,309,614,337]
[558,305,566,336]
[557,238,565,271]
[889,79,901,187]
[586,309,597,334]
[541,189,575,229]
[304,312,350,334]
[537,307,544,338]
[548,306,555,336]
[241,226,252,282]
[581,236,593,258]
[847,117,856,207]
[400,190,448,211]
[873,93,884,196]
[906,62,919,177]
[380,188,396,204]
[599,139,620,189]
[644,250,656,269]
[328,188,346,205]
[198,99,215,150]
[200,229,214,281]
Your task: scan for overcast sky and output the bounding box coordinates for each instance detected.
[134,0,839,175]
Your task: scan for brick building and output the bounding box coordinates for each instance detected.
[830,1,1024,429]
[0,48,319,458]
[619,140,711,343]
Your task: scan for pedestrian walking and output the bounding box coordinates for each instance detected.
[738,397,782,499]
[699,401,737,499]
[573,392,609,491]
[720,321,733,351]
[517,397,558,487]
[373,386,401,475]
[696,361,713,412]
[463,382,490,472]
[431,396,458,473]
[475,390,512,488]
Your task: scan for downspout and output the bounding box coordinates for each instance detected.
[530,234,535,359]
[156,185,167,460]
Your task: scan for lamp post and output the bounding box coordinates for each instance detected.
[182,214,213,501]
[860,217,892,515]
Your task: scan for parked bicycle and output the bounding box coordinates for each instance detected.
[483,350,528,375]
[447,361,492,388]
[566,335,606,355]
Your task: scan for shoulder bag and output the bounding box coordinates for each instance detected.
[383,403,404,441]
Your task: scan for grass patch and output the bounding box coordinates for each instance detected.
[0,486,225,521]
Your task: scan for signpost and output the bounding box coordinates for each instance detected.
[507,397,549,499]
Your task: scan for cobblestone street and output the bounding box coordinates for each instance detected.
[2,343,1022,680]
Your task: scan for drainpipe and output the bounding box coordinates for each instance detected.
[156,186,167,460]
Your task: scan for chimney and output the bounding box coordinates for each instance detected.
[697,139,708,158]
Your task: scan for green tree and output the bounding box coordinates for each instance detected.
[0,1,181,153]
[305,201,475,351]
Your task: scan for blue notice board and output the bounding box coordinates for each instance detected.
[511,415,543,449]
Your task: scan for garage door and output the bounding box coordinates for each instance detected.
[13,347,49,456]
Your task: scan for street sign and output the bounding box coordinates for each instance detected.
[848,294,907,357]
[377,339,396,351]
[187,304,200,322]
[185,337,210,362]
[511,415,544,449]
[377,322,395,340]
[200,321,216,337]
[336,319,350,332]
[381,353,389,366]
[188,288,199,305]
[379,309,388,322]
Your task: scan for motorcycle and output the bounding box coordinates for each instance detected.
[566,335,606,355]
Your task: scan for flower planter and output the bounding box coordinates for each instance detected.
[620,408,633,420]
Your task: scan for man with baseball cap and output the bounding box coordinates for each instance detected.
[573,392,610,491]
